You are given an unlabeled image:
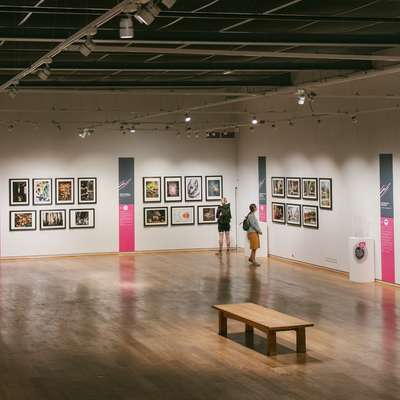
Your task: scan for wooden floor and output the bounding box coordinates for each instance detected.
[0,251,399,399]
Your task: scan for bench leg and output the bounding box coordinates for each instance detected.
[218,311,228,337]
[266,331,277,356]
[296,327,306,353]
[245,324,254,347]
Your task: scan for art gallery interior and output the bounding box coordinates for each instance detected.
[1,1,400,399]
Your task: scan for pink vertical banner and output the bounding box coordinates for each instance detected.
[119,158,135,252]
[380,217,395,283]
[259,204,267,223]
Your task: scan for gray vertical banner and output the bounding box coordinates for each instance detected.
[258,156,267,222]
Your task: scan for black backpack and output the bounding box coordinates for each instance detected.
[242,213,251,231]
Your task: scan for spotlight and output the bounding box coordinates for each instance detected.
[8,124,14,132]
[185,114,191,123]
[176,131,181,138]
[129,126,136,133]
[289,120,294,126]
[271,122,276,129]
[37,65,51,80]
[146,2,161,17]
[297,89,306,105]
[195,132,200,139]
[251,116,258,125]
[135,2,160,26]
[120,14,134,39]
[78,127,93,139]
[162,0,176,8]
[79,36,95,56]
[351,115,358,124]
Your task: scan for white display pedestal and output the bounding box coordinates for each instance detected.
[348,237,375,283]
[244,223,268,258]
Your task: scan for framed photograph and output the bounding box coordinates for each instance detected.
[40,209,66,230]
[302,178,318,201]
[69,208,95,229]
[9,210,36,231]
[171,206,195,226]
[143,177,161,203]
[205,176,223,201]
[302,205,319,229]
[185,176,202,202]
[78,177,97,204]
[9,179,30,206]
[286,177,301,199]
[33,178,52,205]
[272,202,286,224]
[286,204,301,226]
[198,205,218,224]
[144,207,168,227]
[164,176,182,202]
[271,177,285,198]
[56,178,74,205]
[319,178,332,210]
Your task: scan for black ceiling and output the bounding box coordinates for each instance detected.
[1,0,400,89]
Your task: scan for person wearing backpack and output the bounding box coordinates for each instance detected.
[216,197,232,254]
[244,203,262,266]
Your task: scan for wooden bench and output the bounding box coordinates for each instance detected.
[212,303,314,356]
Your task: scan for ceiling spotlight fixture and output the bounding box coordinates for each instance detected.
[79,36,95,56]
[251,116,258,125]
[176,131,181,138]
[162,0,176,9]
[37,64,51,80]
[185,113,191,123]
[8,124,14,132]
[78,127,93,139]
[120,14,134,39]
[195,132,200,139]
[271,122,276,129]
[289,120,294,126]
[129,126,136,133]
[135,1,160,26]
[351,115,358,124]
[297,89,306,105]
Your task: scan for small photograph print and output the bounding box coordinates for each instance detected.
[143,177,161,203]
[9,179,30,206]
[78,177,97,204]
[10,210,36,231]
[40,209,66,230]
[319,178,332,210]
[286,177,301,199]
[272,202,286,224]
[198,205,218,224]
[56,178,74,205]
[33,178,52,205]
[171,206,195,226]
[206,176,223,201]
[286,204,301,226]
[302,178,318,201]
[70,208,95,229]
[144,207,168,227]
[302,205,319,229]
[164,176,182,202]
[271,177,285,198]
[185,176,202,202]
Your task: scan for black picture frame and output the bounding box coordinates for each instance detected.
[164,176,183,203]
[319,178,333,210]
[205,175,223,202]
[9,178,30,206]
[144,207,168,227]
[272,202,286,224]
[69,208,95,229]
[143,177,162,203]
[32,178,53,206]
[271,177,285,198]
[286,203,302,226]
[184,176,203,202]
[302,178,318,201]
[9,210,37,231]
[39,209,67,231]
[55,178,75,205]
[302,205,319,229]
[78,177,97,205]
[286,177,301,199]
[197,205,219,225]
[171,206,195,226]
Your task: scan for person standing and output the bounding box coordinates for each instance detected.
[216,197,232,254]
[247,203,262,266]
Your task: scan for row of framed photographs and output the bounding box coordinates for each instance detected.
[271,177,332,209]
[9,178,97,206]
[272,202,319,229]
[143,175,223,203]
[144,205,219,227]
[9,209,95,231]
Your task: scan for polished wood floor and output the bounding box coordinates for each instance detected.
[0,251,399,399]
